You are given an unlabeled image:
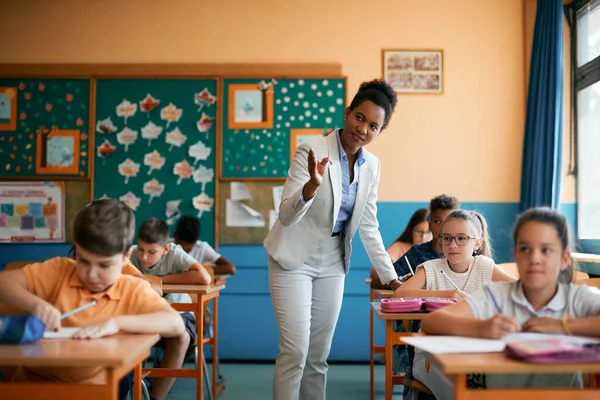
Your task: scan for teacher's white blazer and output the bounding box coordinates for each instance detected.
[264,130,397,284]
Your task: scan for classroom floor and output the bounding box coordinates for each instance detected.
[166,362,405,399]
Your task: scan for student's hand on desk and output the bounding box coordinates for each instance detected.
[33,302,61,332]
[450,290,469,300]
[478,314,521,339]
[73,318,120,339]
[522,317,564,334]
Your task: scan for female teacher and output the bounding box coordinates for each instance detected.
[264,79,402,400]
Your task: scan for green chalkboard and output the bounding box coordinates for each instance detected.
[221,78,346,179]
[0,79,91,177]
[93,79,217,246]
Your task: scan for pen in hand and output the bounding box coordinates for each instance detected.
[61,301,97,320]
[486,286,502,313]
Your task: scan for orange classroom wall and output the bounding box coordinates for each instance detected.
[0,0,570,203]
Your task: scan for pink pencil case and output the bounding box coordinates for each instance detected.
[422,297,457,311]
[381,298,423,313]
[505,340,600,363]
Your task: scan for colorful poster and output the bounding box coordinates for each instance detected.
[0,182,65,242]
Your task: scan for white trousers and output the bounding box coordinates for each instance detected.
[413,350,455,400]
[269,236,346,400]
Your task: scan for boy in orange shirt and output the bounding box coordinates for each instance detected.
[0,199,184,400]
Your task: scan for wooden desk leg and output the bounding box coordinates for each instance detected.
[106,368,118,400]
[212,295,218,397]
[385,320,393,400]
[133,362,142,400]
[369,289,375,400]
[454,373,467,400]
[197,298,204,400]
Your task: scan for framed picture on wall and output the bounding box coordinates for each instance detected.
[0,87,18,131]
[228,83,274,129]
[289,128,328,162]
[382,49,443,94]
[36,127,81,175]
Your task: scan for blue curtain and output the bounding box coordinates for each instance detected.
[520,0,564,212]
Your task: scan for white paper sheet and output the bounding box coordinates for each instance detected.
[226,199,265,227]
[272,186,283,209]
[402,336,506,354]
[269,209,278,230]
[230,182,252,201]
[43,327,80,339]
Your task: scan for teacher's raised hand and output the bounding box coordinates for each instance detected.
[303,148,329,201]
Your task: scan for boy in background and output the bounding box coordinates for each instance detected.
[129,217,211,400]
[0,199,184,400]
[174,215,236,275]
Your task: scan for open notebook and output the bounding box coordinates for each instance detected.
[43,327,80,339]
[403,332,599,355]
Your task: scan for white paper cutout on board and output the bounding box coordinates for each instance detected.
[194,88,217,112]
[116,99,137,125]
[188,140,211,165]
[143,179,165,204]
[226,199,265,227]
[116,127,138,152]
[193,192,214,218]
[192,165,214,191]
[196,113,215,139]
[119,191,141,211]
[165,200,182,225]
[144,150,166,175]
[118,159,140,184]
[258,79,278,94]
[96,117,117,134]
[139,94,160,118]
[173,160,194,185]
[160,103,183,128]
[230,182,252,201]
[141,121,163,146]
[165,127,187,151]
[97,140,116,164]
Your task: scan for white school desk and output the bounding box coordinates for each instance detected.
[0,333,159,400]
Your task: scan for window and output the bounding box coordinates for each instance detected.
[576,0,600,239]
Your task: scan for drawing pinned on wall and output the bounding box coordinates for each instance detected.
[0,87,17,131]
[118,158,140,184]
[160,103,182,128]
[230,181,252,202]
[192,165,214,191]
[97,139,116,164]
[141,121,163,146]
[139,94,160,118]
[96,117,117,135]
[116,99,137,125]
[173,159,194,184]
[116,127,138,152]
[228,83,274,129]
[119,191,141,211]
[196,113,215,139]
[165,127,187,151]
[193,192,214,218]
[143,178,165,203]
[144,150,166,175]
[188,140,211,165]
[36,127,81,175]
[225,198,265,228]
[165,200,182,225]
[194,88,216,112]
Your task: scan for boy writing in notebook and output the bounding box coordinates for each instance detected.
[174,215,236,275]
[129,217,212,400]
[0,199,184,400]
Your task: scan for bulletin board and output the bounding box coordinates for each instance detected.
[218,180,283,244]
[93,79,217,246]
[220,78,347,180]
[0,79,91,178]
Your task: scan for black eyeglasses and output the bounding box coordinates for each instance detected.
[440,234,478,246]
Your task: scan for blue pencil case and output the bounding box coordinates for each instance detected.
[0,315,45,344]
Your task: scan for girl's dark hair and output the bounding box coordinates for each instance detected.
[513,207,575,283]
[73,198,135,257]
[442,209,492,258]
[395,208,431,244]
[348,79,397,129]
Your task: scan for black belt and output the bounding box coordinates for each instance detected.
[331,231,341,237]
